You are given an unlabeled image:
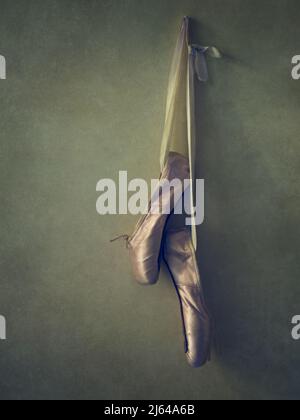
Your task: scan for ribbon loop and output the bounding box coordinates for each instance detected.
[190,45,222,82]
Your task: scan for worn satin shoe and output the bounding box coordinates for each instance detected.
[164,228,211,368]
[127,152,189,285]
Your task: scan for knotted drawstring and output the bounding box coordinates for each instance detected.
[110,234,131,249]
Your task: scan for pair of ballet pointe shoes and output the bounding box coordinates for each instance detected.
[125,152,211,368]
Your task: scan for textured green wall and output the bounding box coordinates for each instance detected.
[0,0,300,400]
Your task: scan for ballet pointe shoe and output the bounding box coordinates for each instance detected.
[164,228,211,367]
[127,152,189,285]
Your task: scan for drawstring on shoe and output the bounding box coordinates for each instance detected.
[110,235,130,248]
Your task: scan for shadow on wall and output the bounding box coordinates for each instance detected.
[191,18,300,399]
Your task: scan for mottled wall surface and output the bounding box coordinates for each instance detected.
[0,0,299,400]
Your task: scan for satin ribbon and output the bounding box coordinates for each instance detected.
[189,45,222,82]
[160,17,221,249]
[188,42,221,248]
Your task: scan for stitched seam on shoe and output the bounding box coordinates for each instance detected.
[163,256,189,354]
[187,239,202,289]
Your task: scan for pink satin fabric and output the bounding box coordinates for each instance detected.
[128,152,189,285]
[164,228,211,368]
